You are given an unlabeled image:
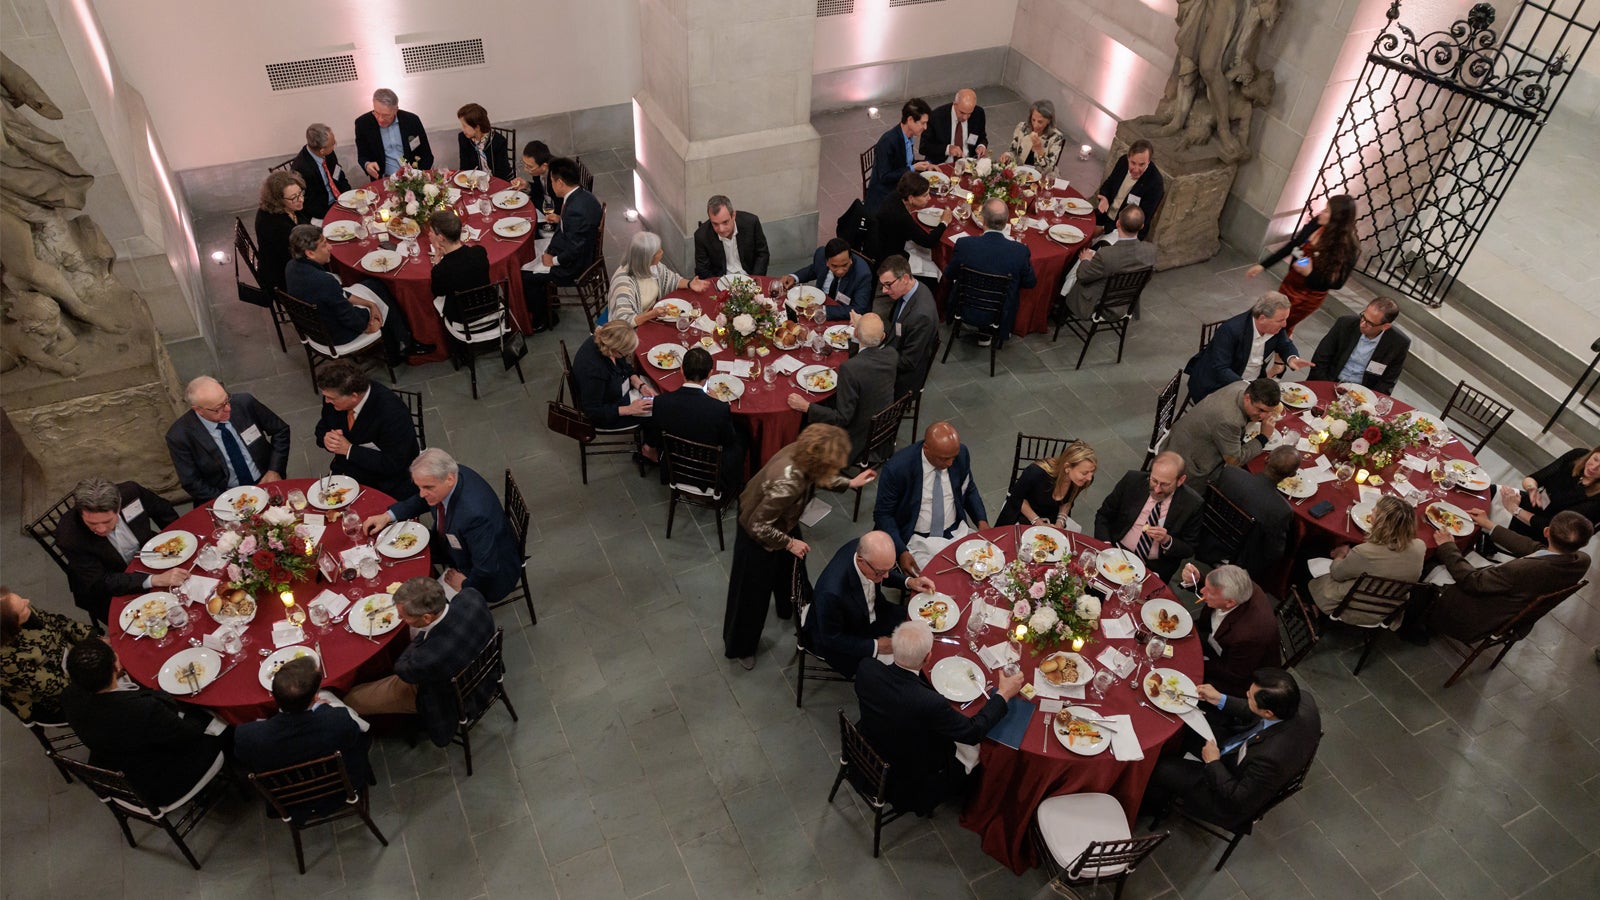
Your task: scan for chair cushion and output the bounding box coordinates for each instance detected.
[443,313,507,343]
[671,483,721,499]
[306,329,383,357]
[1036,792,1132,878]
[111,751,226,818]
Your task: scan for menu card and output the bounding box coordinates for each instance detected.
[768,354,804,375]
[1100,613,1136,639]
[977,641,1020,670]
[716,360,753,377]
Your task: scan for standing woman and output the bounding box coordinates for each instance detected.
[1247,194,1360,334]
[724,424,876,670]
[254,170,310,298]
[456,103,513,181]
[995,440,1097,528]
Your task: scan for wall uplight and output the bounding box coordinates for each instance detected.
[1079,144,1093,161]
[624,208,639,222]
[210,250,227,265]
[867,106,881,120]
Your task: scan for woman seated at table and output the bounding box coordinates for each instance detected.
[865,171,951,289]
[1308,495,1424,624]
[606,232,708,326]
[995,440,1097,528]
[2,588,94,726]
[456,102,513,181]
[428,210,490,322]
[1501,444,1600,539]
[254,169,310,297]
[572,320,657,434]
[998,99,1066,175]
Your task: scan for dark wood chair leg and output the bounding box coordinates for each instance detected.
[988,329,998,377]
[1214,832,1246,871]
[852,487,863,521]
[500,688,519,721]
[291,825,307,874]
[666,494,678,539]
[827,761,846,802]
[714,508,726,551]
[795,649,807,708]
[1352,630,1381,675]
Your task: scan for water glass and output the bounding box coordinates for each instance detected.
[1091,669,1115,699]
[342,511,364,542]
[676,316,691,347]
[359,556,380,581]
[307,602,331,631]
[166,604,189,636]
[966,597,987,651]
[222,627,243,655]
[1373,396,1394,417]
[1145,635,1167,668]
[146,615,169,646]
[288,489,308,511]
[1003,638,1023,678]
[762,366,776,391]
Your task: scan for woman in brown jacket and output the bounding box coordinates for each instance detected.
[723,424,876,669]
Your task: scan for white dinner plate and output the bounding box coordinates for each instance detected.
[1279,382,1316,409]
[929,656,986,702]
[120,592,180,637]
[921,170,950,187]
[454,170,489,188]
[1350,500,1377,532]
[214,486,268,521]
[1337,382,1377,408]
[915,207,945,226]
[1140,597,1194,640]
[786,285,826,312]
[308,475,360,510]
[1405,411,1449,439]
[492,190,529,209]
[1277,473,1318,499]
[322,220,360,242]
[646,343,684,371]
[703,374,744,403]
[1014,165,1042,183]
[360,249,403,273]
[716,274,759,293]
[1020,525,1070,562]
[1047,224,1084,244]
[349,594,403,636]
[1053,705,1112,756]
[1038,651,1092,687]
[823,324,853,350]
[653,298,691,322]
[259,646,320,691]
[139,531,197,570]
[795,364,837,393]
[336,189,374,210]
[493,217,532,238]
[376,520,429,559]
[387,218,421,241]
[1143,668,1199,714]
[909,592,957,632]
[1443,459,1492,491]
[1097,547,1146,585]
[954,539,1006,576]
[1061,198,1095,216]
[1425,500,1475,536]
[159,647,223,695]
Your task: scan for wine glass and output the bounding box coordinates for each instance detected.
[358,556,381,582]
[341,511,363,542]
[1145,635,1167,671]
[1079,548,1101,580]
[1117,580,1141,616]
[1373,396,1394,417]
[762,364,776,393]
[1334,463,1356,486]
[1003,638,1023,678]
[146,614,170,647]
[288,489,308,511]
[166,604,190,638]
[676,315,691,347]
[966,597,987,652]
[307,601,331,633]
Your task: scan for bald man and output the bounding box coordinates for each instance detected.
[873,422,990,575]
[787,313,898,466]
[165,376,291,502]
[803,530,937,677]
[921,89,989,165]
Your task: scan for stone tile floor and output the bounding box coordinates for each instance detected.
[3,87,1598,899]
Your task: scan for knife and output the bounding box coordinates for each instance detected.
[196,655,243,693]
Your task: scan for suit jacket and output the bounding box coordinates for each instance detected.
[62,685,223,807]
[873,441,988,557]
[854,659,1010,814]
[571,336,635,429]
[919,102,988,165]
[806,344,899,466]
[390,466,520,604]
[1064,238,1158,320]
[285,256,372,345]
[693,211,771,278]
[884,283,940,399]
[866,124,917,214]
[1308,314,1410,396]
[1196,584,1283,696]
[943,230,1036,343]
[1184,311,1301,404]
[1167,382,1257,485]
[254,206,309,297]
[803,539,910,677]
[353,108,434,177]
[791,246,873,321]
[654,383,746,496]
[54,481,180,624]
[313,382,420,502]
[290,146,352,220]
[1184,691,1321,830]
[1430,526,1590,642]
[165,393,292,503]
[547,186,602,281]
[1092,471,1203,581]
[865,198,947,270]
[1094,154,1164,240]
[431,244,491,321]
[235,705,372,814]
[393,588,500,746]
[457,131,513,181]
[1195,467,1291,577]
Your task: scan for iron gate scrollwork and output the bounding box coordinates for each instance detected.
[1307,0,1598,307]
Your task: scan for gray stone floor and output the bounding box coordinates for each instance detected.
[3,87,1599,899]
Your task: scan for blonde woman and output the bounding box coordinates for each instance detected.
[996,440,1097,528]
[572,320,655,430]
[605,232,708,326]
[1310,495,1425,624]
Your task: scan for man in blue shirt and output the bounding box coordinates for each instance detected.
[1308,297,1410,395]
[865,98,934,213]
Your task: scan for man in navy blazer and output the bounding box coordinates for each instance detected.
[943,199,1036,346]
[804,531,936,677]
[873,422,989,575]
[363,449,520,605]
[865,98,934,213]
[353,88,433,180]
[920,90,988,165]
[54,477,185,625]
[651,347,746,496]
[313,362,420,502]
[781,238,872,321]
[165,376,291,503]
[290,123,351,221]
[1183,292,1311,404]
[524,157,602,330]
[284,225,423,365]
[235,657,373,815]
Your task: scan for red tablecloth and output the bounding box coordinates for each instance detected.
[112,479,430,724]
[927,165,1097,337]
[323,175,540,364]
[632,276,849,466]
[921,527,1202,873]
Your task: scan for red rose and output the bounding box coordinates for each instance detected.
[251,549,276,568]
[1002,166,1015,179]
[1362,426,1382,443]
[1008,183,1022,198]
[270,566,291,584]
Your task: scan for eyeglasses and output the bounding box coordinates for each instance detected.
[284,190,305,202]
[1359,314,1387,328]
[857,554,893,579]
[197,396,232,414]
[877,278,898,290]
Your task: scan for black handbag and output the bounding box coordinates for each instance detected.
[501,304,529,370]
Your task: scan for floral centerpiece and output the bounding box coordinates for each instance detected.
[383,163,453,226]
[214,506,319,599]
[719,276,780,354]
[1321,399,1422,468]
[969,157,1031,210]
[999,555,1100,652]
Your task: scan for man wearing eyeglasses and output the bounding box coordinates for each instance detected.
[165,375,291,503]
[877,255,940,400]
[1307,297,1409,396]
[802,530,936,677]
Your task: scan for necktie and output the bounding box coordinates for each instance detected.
[320,157,339,197]
[954,120,966,157]
[346,409,357,430]
[1135,500,1162,558]
[893,298,907,325]
[929,470,947,538]
[1222,720,1269,758]
[823,273,838,299]
[435,501,448,532]
[215,423,254,487]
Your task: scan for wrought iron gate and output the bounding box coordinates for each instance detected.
[1307,0,1598,307]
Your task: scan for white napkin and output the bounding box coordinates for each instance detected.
[950,186,974,202]
[178,574,220,606]
[948,231,969,244]
[1295,438,1317,453]
[295,524,327,548]
[1463,551,1496,569]
[1300,413,1328,431]
[1358,485,1382,503]
[1424,565,1456,586]
[310,589,350,618]
[339,545,379,568]
[1263,430,1295,450]
[954,741,981,773]
[1178,707,1216,743]
[875,651,895,665]
[1312,455,1332,470]
[983,605,1011,628]
[978,641,1020,670]
[905,244,938,277]
[272,621,306,648]
[769,354,804,375]
[201,627,230,653]
[1052,177,1071,191]
[1107,714,1142,760]
[716,360,753,377]
[1101,614,1136,639]
[691,314,716,332]
[302,513,326,527]
[462,225,482,242]
[1305,467,1339,484]
[1096,646,1135,677]
[1306,557,1333,578]
[314,689,370,733]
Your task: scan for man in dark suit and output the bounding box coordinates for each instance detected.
[693,195,770,278]
[313,361,420,502]
[942,198,1036,347]
[1093,452,1204,583]
[874,422,989,575]
[62,639,224,807]
[781,238,872,321]
[1093,139,1164,239]
[1308,297,1410,396]
[920,89,988,165]
[1144,668,1321,831]
[343,579,500,747]
[1194,446,1297,579]
[804,531,937,677]
[54,477,186,625]
[1184,293,1312,404]
[362,449,520,605]
[290,123,352,221]
[651,347,746,496]
[285,225,423,365]
[879,255,941,400]
[235,657,372,815]
[354,88,433,181]
[1062,205,1158,320]
[165,375,291,504]
[855,620,1023,815]
[523,157,601,331]
[866,98,934,213]
[510,141,593,223]
[1175,564,1282,696]
[787,314,898,465]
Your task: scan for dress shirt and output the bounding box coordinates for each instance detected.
[1337,333,1382,383]
[1119,494,1170,557]
[902,131,914,168]
[410,599,450,640]
[207,421,262,486]
[109,518,156,590]
[1245,326,1272,380]
[913,456,957,536]
[549,184,577,266]
[309,146,337,199]
[1207,606,1232,656]
[380,122,404,174]
[719,227,746,276]
[338,391,371,457]
[1111,172,1138,209]
[856,564,878,624]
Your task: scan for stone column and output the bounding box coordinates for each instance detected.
[633,0,821,273]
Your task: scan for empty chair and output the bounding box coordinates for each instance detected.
[1440,380,1512,454]
[449,629,519,776]
[851,393,914,520]
[858,146,875,201]
[1054,266,1154,369]
[940,267,1012,377]
[898,330,941,442]
[1143,370,1183,471]
[573,259,611,332]
[827,710,910,857]
[247,752,388,875]
[234,218,291,353]
[496,470,538,625]
[277,289,396,388]
[438,280,524,400]
[1323,573,1417,674]
[54,752,229,870]
[1032,792,1169,899]
[1440,581,1586,687]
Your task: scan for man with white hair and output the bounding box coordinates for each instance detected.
[363,449,521,604]
[290,122,351,221]
[165,375,291,503]
[786,313,898,465]
[921,88,988,164]
[354,88,433,180]
[1177,563,1282,696]
[854,621,1023,814]
[802,531,936,677]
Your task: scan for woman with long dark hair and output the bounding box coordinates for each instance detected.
[1247,194,1360,334]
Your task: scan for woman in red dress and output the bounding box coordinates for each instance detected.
[1247,194,1359,334]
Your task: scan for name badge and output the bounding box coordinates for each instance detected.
[896,322,904,337]
[121,499,144,522]
[332,165,344,180]
[1127,193,1142,207]
[408,134,420,150]
[446,533,463,550]
[965,133,978,146]
[239,424,263,444]
[1366,361,1387,375]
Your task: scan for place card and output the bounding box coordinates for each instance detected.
[1037,697,1063,714]
[715,360,753,377]
[310,589,350,619]
[302,513,326,527]
[1100,614,1136,639]
[272,621,306,648]
[983,604,1010,628]
[691,314,716,332]
[1313,455,1333,470]
[768,354,804,375]
[978,641,1019,670]
[1052,177,1071,191]
[202,627,230,653]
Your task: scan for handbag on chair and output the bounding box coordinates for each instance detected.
[502,303,529,370]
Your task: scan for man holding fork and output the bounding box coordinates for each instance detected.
[55,477,187,626]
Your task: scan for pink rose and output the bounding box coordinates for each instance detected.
[238,535,257,556]
[1350,438,1371,456]
[1028,581,1047,599]
[226,563,242,582]
[1012,599,1032,619]
[269,537,284,551]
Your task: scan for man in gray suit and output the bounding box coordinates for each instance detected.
[1062,206,1158,319]
[878,255,940,401]
[1166,378,1282,484]
[788,314,899,465]
[165,376,291,502]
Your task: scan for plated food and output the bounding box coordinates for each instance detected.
[1014,166,1041,184]
[377,521,430,559]
[360,249,403,273]
[139,530,197,570]
[703,374,744,403]
[929,656,985,702]
[1426,501,1474,536]
[214,485,269,521]
[350,594,402,636]
[259,646,320,690]
[1038,651,1090,686]
[120,592,179,637]
[1337,383,1375,408]
[654,298,690,322]
[1047,224,1084,244]
[796,365,837,393]
[1406,411,1448,438]
[1144,667,1199,714]
[1140,597,1194,639]
[1021,525,1069,562]
[336,189,374,209]
[492,190,530,209]
[1349,499,1377,532]
[824,324,853,350]
[322,220,359,242]
[1442,459,1492,490]
[1277,474,1318,499]
[207,587,259,626]
[648,343,684,370]
[954,539,1006,575]
[1279,383,1315,409]
[309,475,359,510]
[453,169,489,188]
[910,592,956,632]
[1097,548,1146,585]
[921,170,950,187]
[716,274,758,293]
[786,285,826,314]
[159,647,222,695]
[387,218,421,240]
[1061,197,1094,216]
[493,217,531,238]
[1053,706,1110,756]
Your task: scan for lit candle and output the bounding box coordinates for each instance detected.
[1014,624,1028,640]
[280,590,295,608]
[1355,468,1369,484]
[304,538,316,556]
[1071,636,1086,652]
[1317,430,1330,445]
[378,207,391,222]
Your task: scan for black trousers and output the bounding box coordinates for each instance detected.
[723,526,810,658]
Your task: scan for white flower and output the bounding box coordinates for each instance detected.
[1350,437,1371,456]
[216,531,242,555]
[732,314,756,335]
[1075,594,1101,619]
[261,506,296,526]
[1328,419,1349,438]
[975,157,993,177]
[423,183,439,199]
[1028,606,1059,633]
[405,200,419,216]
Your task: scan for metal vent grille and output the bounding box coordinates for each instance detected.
[401,38,486,74]
[817,0,854,15]
[266,55,358,92]
[889,0,942,6]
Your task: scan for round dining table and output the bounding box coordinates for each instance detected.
[925,164,1098,337]
[632,275,850,466]
[322,174,541,364]
[921,526,1203,873]
[111,478,430,725]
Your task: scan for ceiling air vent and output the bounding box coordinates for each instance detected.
[817,0,854,15]
[265,55,359,92]
[401,38,487,75]
[889,0,943,6]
